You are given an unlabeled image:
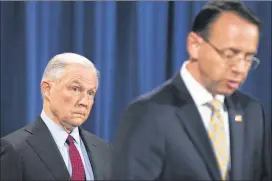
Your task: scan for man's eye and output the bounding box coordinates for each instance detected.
[245,55,254,62]
[224,52,235,58]
[88,91,94,96]
[72,87,80,92]
[223,49,239,59]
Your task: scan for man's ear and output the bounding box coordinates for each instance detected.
[41,80,52,100]
[187,32,203,60]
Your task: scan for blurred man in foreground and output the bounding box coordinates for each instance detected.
[112,1,271,180]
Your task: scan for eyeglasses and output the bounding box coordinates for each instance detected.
[200,35,260,70]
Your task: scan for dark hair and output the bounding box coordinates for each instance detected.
[192,0,262,39]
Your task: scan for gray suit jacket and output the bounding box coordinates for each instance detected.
[0,117,111,180]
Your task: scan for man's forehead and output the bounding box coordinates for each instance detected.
[61,73,98,87]
[54,64,97,85]
[211,12,259,33]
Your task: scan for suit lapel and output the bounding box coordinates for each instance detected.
[172,73,221,180]
[225,95,245,180]
[80,129,101,180]
[25,117,71,180]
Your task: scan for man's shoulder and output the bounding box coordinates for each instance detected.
[1,123,34,150]
[121,80,181,129]
[232,89,262,106]
[80,128,111,149]
[129,79,178,109]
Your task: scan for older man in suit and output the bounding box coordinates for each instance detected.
[111,1,271,180]
[0,53,111,180]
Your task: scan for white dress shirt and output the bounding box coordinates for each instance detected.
[180,61,231,162]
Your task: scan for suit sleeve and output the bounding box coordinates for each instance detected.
[110,102,165,180]
[102,141,113,180]
[261,105,272,181]
[257,103,272,181]
[0,138,22,180]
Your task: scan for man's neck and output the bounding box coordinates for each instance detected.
[43,103,74,134]
[186,60,217,96]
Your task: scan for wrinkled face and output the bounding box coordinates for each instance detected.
[187,12,259,95]
[43,64,98,128]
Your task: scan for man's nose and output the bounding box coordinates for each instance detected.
[78,92,89,107]
[230,59,249,74]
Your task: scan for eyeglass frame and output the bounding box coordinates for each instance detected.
[197,33,260,70]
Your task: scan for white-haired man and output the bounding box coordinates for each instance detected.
[0,53,111,180]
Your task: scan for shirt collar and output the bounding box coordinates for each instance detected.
[40,110,81,147]
[180,61,225,106]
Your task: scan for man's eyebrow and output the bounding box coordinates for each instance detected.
[69,80,81,85]
[224,48,257,55]
[88,87,97,92]
[69,80,97,91]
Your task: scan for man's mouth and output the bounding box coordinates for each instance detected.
[227,80,240,89]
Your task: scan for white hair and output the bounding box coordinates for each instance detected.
[41,52,99,98]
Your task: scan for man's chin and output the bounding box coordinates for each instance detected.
[216,87,237,96]
[70,118,86,127]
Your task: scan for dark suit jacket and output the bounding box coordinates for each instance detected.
[0,117,112,181]
[111,72,271,180]
[0,139,22,180]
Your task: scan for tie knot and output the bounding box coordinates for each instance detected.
[209,99,222,111]
[66,135,74,145]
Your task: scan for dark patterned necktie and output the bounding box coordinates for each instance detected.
[66,135,86,180]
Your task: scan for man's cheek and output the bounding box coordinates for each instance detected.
[63,95,73,104]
